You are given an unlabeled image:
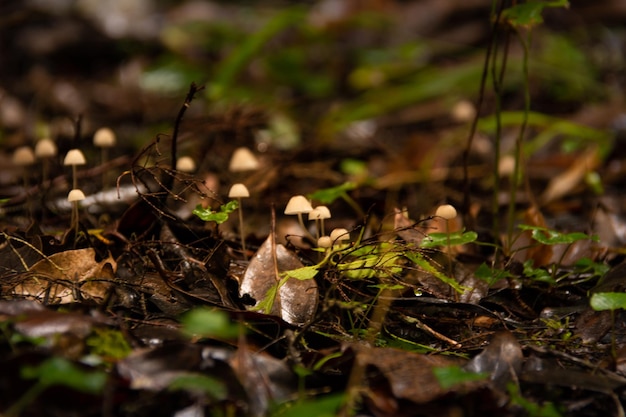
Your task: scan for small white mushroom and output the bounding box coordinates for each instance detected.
[94,128,117,188]
[177,156,196,173]
[317,236,332,249]
[435,204,457,220]
[13,146,36,187]
[228,183,250,198]
[13,146,35,166]
[93,127,116,148]
[229,183,250,259]
[330,228,350,246]
[308,205,331,238]
[35,138,57,159]
[285,195,314,240]
[229,147,260,172]
[35,138,58,183]
[64,149,86,189]
[67,189,86,202]
[67,188,85,232]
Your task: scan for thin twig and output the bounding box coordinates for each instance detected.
[161,83,205,204]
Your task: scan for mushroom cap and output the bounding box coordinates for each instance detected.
[435,204,457,220]
[229,147,260,172]
[451,99,476,123]
[93,127,116,147]
[228,183,250,198]
[284,195,313,215]
[177,156,196,173]
[330,228,350,243]
[317,236,332,248]
[67,188,86,202]
[63,149,86,166]
[13,146,35,166]
[34,138,58,159]
[308,205,331,220]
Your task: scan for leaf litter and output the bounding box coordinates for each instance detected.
[1,1,626,417]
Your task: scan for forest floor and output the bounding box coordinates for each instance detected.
[1,1,626,416]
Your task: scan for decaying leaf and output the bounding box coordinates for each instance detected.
[353,345,478,416]
[541,146,600,204]
[239,235,318,325]
[230,341,297,417]
[464,331,523,387]
[10,248,117,304]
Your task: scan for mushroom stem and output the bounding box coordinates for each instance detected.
[72,201,79,232]
[297,213,314,241]
[72,165,78,189]
[101,147,109,189]
[237,197,247,260]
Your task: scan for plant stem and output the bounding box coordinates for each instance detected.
[506,30,531,253]
[161,83,204,204]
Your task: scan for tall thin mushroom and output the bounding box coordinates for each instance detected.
[229,183,250,260]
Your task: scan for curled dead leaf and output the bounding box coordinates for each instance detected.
[239,235,318,325]
[10,248,116,304]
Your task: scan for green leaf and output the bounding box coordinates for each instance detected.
[283,265,319,280]
[181,307,240,339]
[518,225,597,245]
[523,260,556,285]
[433,365,488,389]
[85,328,132,360]
[209,7,306,100]
[474,262,513,286]
[308,182,357,204]
[337,251,401,280]
[502,0,569,28]
[420,231,478,248]
[168,373,228,400]
[192,200,239,224]
[405,252,465,293]
[590,292,626,312]
[21,357,106,394]
[271,393,345,417]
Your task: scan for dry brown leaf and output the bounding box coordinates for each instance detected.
[355,346,467,406]
[239,235,318,325]
[464,331,523,387]
[12,248,116,304]
[540,146,600,204]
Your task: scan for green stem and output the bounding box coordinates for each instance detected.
[506,30,531,252]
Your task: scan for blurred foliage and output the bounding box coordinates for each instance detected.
[138,3,604,143]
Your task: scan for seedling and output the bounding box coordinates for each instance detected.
[590,291,626,358]
[193,200,239,224]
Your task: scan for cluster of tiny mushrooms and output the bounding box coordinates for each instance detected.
[12,133,458,256]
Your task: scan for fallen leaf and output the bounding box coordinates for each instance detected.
[541,146,600,204]
[464,331,523,387]
[11,248,117,304]
[239,235,318,325]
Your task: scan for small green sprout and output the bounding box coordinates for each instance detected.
[193,200,239,224]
